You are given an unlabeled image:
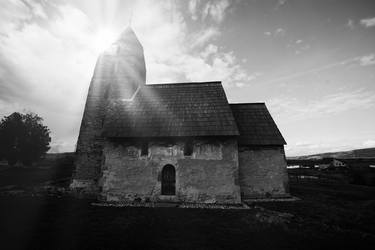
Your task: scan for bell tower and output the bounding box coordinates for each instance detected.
[71,27,146,192]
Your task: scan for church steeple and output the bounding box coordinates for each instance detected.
[116,27,142,48]
[92,26,146,100]
[71,27,146,191]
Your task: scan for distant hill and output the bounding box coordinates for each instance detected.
[289,147,375,160]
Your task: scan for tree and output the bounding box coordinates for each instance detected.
[0,112,51,166]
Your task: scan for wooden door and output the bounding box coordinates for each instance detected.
[161,165,175,195]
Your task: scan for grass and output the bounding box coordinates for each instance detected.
[0,158,375,249]
[0,154,74,188]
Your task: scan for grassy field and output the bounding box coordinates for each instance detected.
[0,159,374,249]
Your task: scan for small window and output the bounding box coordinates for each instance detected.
[184,140,193,156]
[141,142,148,156]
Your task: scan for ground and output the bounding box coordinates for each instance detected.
[0,158,374,249]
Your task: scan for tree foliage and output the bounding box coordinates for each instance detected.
[0,112,51,166]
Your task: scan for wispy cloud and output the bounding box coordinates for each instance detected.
[285,141,370,157]
[275,28,286,36]
[363,140,375,148]
[359,54,375,66]
[131,0,250,88]
[188,0,200,20]
[0,2,98,152]
[190,27,221,48]
[202,0,230,23]
[360,17,375,28]
[188,0,230,24]
[347,19,355,29]
[200,43,218,59]
[285,136,375,156]
[275,0,287,10]
[295,44,310,55]
[264,28,286,37]
[0,0,251,152]
[263,58,351,84]
[263,54,374,85]
[268,89,375,123]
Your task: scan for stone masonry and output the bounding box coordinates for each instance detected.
[100,138,241,204]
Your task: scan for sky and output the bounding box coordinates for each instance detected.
[0,0,375,156]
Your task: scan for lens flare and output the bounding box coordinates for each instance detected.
[93,29,117,54]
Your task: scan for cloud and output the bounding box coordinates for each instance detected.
[285,141,363,157]
[286,138,375,156]
[275,0,287,10]
[275,28,286,36]
[0,0,251,152]
[264,28,286,38]
[190,27,221,48]
[188,0,231,24]
[347,19,355,29]
[359,54,375,66]
[0,1,98,152]
[179,50,252,87]
[363,140,375,148]
[200,43,218,59]
[360,17,375,28]
[188,0,200,21]
[131,0,250,87]
[268,89,375,123]
[202,0,230,23]
[263,55,372,85]
[295,44,310,55]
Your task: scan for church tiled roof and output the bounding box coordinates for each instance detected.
[103,81,240,137]
[230,103,286,145]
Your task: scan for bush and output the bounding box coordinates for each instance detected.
[0,112,51,166]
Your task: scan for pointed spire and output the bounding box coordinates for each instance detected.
[93,26,146,99]
[115,26,142,49]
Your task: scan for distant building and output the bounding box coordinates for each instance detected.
[315,158,347,170]
[70,27,289,204]
[332,159,346,168]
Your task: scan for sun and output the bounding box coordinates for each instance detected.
[93,28,117,54]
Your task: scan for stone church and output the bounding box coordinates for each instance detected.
[70,27,289,204]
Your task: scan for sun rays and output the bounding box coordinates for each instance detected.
[92,28,118,54]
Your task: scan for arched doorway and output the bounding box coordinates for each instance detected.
[161,164,176,195]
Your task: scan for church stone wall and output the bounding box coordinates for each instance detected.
[238,146,289,199]
[70,75,109,192]
[100,138,241,204]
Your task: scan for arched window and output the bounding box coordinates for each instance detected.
[161,164,176,195]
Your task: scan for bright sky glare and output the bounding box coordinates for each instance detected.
[93,28,118,54]
[0,0,375,156]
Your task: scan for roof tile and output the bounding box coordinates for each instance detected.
[230,103,286,145]
[103,82,239,137]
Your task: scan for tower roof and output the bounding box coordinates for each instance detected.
[91,26,146,99]
[114,26,143,49]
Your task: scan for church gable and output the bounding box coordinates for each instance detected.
[230,103,286,146]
